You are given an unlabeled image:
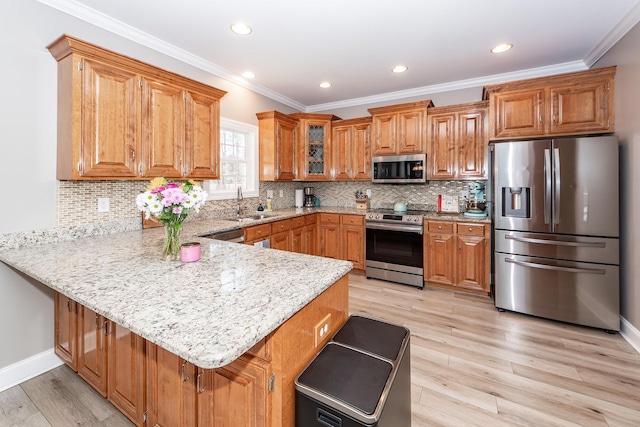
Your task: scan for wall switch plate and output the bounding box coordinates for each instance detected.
[314,313,332,347]
[266,190,273,198]
[98,197,110,213]
[279,190,284,197]
[366,189,372,198]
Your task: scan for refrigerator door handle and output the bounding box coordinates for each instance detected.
[553,147,561,228]
[505,235,607,248]
[505,257,606,275]
[544,148,551,225]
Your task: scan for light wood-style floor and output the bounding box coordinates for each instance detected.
[2,274,640,426]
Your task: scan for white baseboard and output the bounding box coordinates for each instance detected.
[0,348,63,393]
[620,316,640,354]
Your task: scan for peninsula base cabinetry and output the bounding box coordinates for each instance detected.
[53,274,349,427]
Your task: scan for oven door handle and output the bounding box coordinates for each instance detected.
[365,222,423,234]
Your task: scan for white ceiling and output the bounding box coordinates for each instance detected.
[40,0,640,112]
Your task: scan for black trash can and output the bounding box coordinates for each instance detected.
[295,315,411,427]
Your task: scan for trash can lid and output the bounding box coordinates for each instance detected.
[296,342,393,420]
[333,315,409,361]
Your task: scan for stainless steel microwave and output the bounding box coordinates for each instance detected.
[372,154,427,183]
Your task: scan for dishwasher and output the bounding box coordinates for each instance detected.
[200,228,245,243]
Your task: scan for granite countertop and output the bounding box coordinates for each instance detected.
[0,224,352,369]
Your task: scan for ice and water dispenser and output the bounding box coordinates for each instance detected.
[501,187,531,218]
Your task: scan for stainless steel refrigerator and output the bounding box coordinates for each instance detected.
[493,136,620,331]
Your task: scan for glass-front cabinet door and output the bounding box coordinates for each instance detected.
[290,113,339,181]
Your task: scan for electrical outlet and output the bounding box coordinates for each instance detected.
[279,189,284,197]
[314,313,332,347]
[267,190,273,198]
[366,189,372,198]
[98,197,110,213]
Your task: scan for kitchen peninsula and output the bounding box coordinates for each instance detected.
[0,221,352,426]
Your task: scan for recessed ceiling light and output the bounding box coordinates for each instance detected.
[241,71,256,79]
[319,82,332,88]
[392,65,408,73]
[491,43,513,54]
[230,22,252,35]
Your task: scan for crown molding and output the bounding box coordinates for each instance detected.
[305,61,587,112]
[584,0,640,67]
[37,0,306,111]
[37,0,638,114]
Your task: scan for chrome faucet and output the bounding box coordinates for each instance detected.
[237,185,243,216]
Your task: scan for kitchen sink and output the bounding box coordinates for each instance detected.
[222,213,280,223]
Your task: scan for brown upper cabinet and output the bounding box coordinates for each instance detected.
[331,117,372,180]
[47,35,227,180]
[368,100,432,155]
[483,66,615,140]
[428,101,489,180]
[289,113,340,181]
[256,111,299,181]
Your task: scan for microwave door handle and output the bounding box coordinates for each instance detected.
[553,147,561,230]
[544,148,551,225]
[505,257,606,275]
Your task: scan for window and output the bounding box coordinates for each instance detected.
[204,118,259,200]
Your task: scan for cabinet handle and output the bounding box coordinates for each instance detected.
[438,225,442,229]
[468,227,473,232]
[95,314,101,330]
[258,230,262,235]
[131,149,135,161]
[196,369,206,394]
[181,362,190,382]
[280,225,284,229]
[67,298,73,312]
[103,320,110,336]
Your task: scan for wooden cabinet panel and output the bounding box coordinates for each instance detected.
[371,113,397,155]
[141,78,184,178]
[429,113,456,179]
[319,223,341,259]
[291,227,303,253]
[184,91,220,179]
[290,113,338,181]
[456,235,486,292]
[54,292,77,371]
[319,213,340,225]
[398,108,427,153]
[424,220,490,295]
[490,89,545,139]
[428,102,488,180]
[550,79,612,134]
[271,219,291,234]
[257,111,298,181]
[485,66,615,140]
[425,232,455,286]
[146,344,195,427]
[244,224,271,242]
[303,224,317,255]
[48,35,225,180]
[77,306,108,397]
[369,100,431,156]
[80,58,139,178]
[209,356,269,427]
[107,322,146,426]
[342,226,365,270]
[271,231,291,251]
[331,117,372,180]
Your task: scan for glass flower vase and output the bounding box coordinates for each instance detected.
[162,222,182,261]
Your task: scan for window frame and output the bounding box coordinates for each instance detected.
[204,117,259,200]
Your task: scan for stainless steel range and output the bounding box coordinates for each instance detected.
[365,210,424,288]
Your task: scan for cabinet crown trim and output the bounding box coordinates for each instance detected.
[482,66,616,99]
[47,34,227,99]
[368,99,434,115]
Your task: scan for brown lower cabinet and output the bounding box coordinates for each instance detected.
[53,274,349,427]
[424,220,491,295]
[318,213,364,271]
[244,214,318,256]
[57,297,146,425]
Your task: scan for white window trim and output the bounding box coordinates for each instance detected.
[204,117,259,200]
